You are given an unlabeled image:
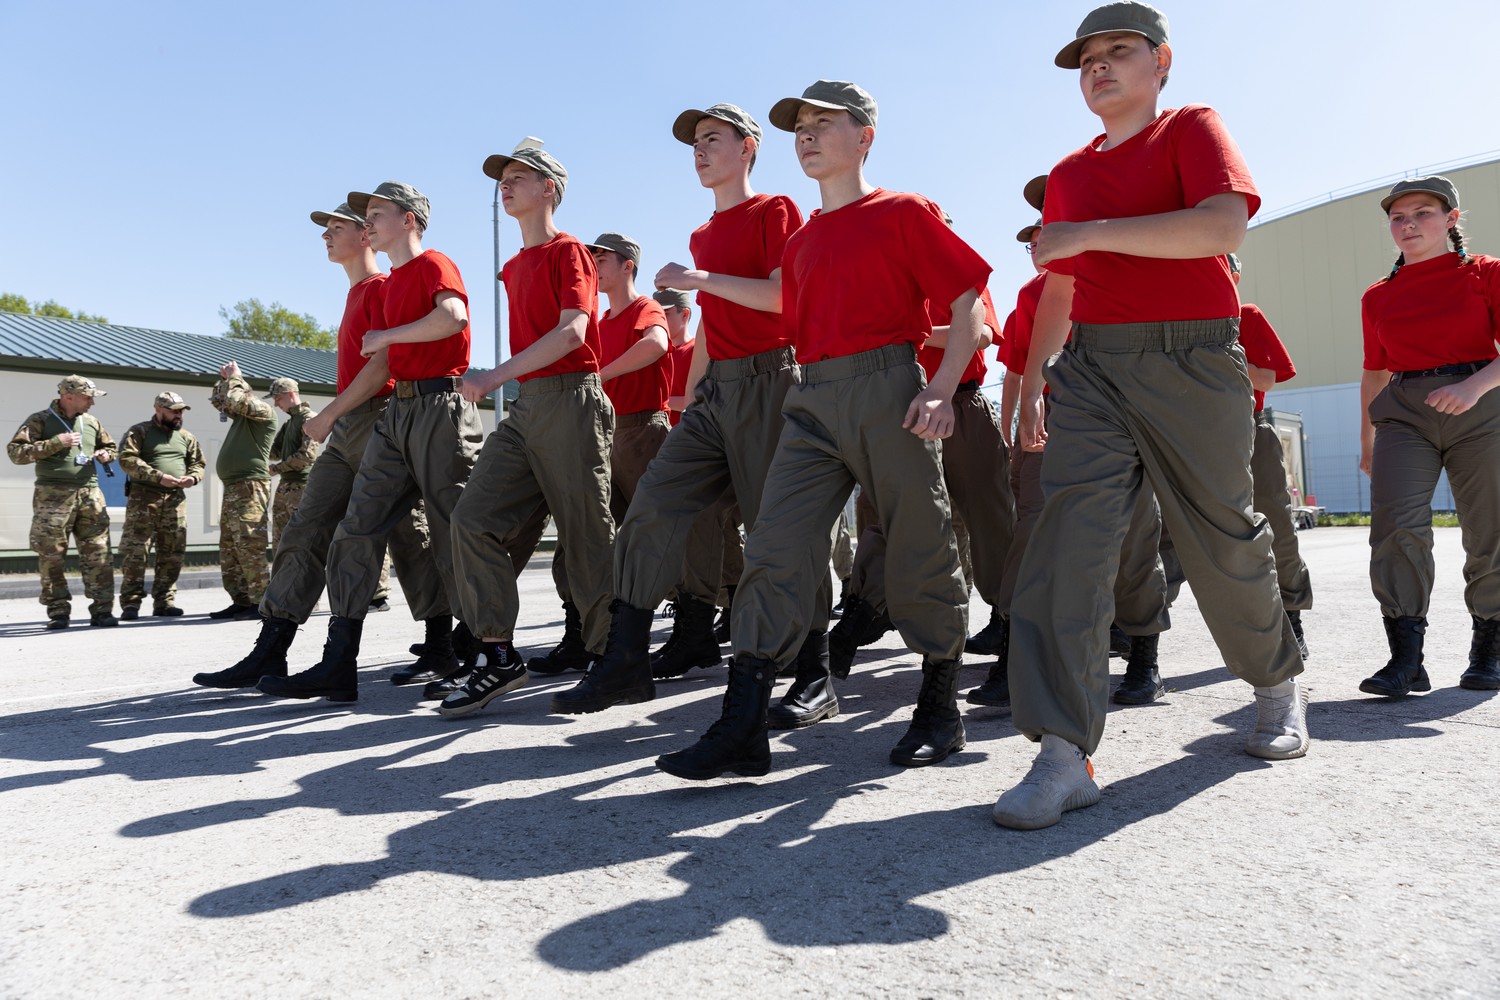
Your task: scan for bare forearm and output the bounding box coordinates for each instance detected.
[1360,369,1388,451]
[1000,370,1020,447]
[383,301,466,346]
[600,329,668,382]
[692,271,782,313]
[1022,274,1074,399]
[322,353,392,423]
[929,293,982,397]
[483,313,588,390]
[927,322,995,352]
[1247,364,1277,393]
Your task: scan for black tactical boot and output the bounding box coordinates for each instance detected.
[391,616,462,686]
[965,617,1011,706]
[527,600,594,675]
[195,616,298,689]
[828,595,894,679]
[1287,609,1310,659]
[1460,616,1500,691]
[656,655,774,780]
[650,593,723,679]
[1360,616,1430,697]
[890,657,966,767]
[257,616,361,702]
[1108,623,1132,657]
[713,585,736,644]
[768,631,838,730]
[965,607,1006,656]
[551,601,656,714]
[1113,633,1165,705]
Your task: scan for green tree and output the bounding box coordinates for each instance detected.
[1,292,107,323]
[220,298,335,350]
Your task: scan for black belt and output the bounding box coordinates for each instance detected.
[1392,360,1491,383]
[956,380,981,393]
[393,376,462,398]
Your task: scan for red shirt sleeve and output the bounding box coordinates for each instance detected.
[905,199,993,313]
[1362,289,1390,371]
[762,195,803,272]
[636,299,667,338]
[426,253,468,306]
[554,241,596,314]
[1239,304,1295,381]
[1175,105,1262,219]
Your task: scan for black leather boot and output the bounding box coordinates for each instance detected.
[656,655,774,780]
[1460,616,1500,691]
[891,657,966,767]
[768,631,838,730]
[965,607,1006,656]
[527,600,594,675]
[650,593,723,679]
[551,601,656,714]
[257,616,361,702]
[1287,610,1310,659]
[714,585,736,644]
[1108,623,1132,657]
[194,616,297,689]
[829,595,893,679]
[1360,616,1430,697]
[391,616,461,686]
[965,617,1011,706]
[1113,633,1164,705]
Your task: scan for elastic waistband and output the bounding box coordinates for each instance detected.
[518,371,601,397]
[617,408,669,428]
[800,343,918,385]
[705,346,796,381]
[1070,318,1240,353]
[1391,359,1492,383]
[393,376,461,398]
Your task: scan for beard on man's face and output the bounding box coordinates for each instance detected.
[155,414,183,431]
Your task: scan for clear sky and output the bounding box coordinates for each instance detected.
[3,0,1497,378]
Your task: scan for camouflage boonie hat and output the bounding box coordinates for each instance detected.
[154,391,190,411]
[652,288,692,311]
[58,374,106,397]
[264,377,299,398]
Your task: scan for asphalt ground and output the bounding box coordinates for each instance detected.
[1,526,1495,999]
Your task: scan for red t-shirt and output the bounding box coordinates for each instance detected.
[1362,253,1500,372]
[1000,273,1048,375]
[501,233,602,384]
[666,339,695,426]
[600,296,670,415]
[782,189,993,364]
[689,193,803,361]
[1238,303,1295,411]
[337,274,393,397]
[919,287,1001,385]
[1043,105,1261,324]
[382,250,470,381]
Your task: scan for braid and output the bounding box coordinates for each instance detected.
[1385,252,1405,282]
[1451,223,1471,263]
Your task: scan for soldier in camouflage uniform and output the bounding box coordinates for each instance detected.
[117,391,205,619]
[6,374,119,628]
[209,361,276,620]
[265,377,319,556]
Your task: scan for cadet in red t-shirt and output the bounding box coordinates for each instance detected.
[257,182,484,703]
[995,3,1309,831]
[648,79,990,780]
[195,198,456,695]
[1358,176,1500,696]
[440,140,617,718]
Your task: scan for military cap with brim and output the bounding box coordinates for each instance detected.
[58,374,106,397]
[671,103,764,145]
[584,233,642,269]
[769,80,878,133]
[264,377,299,398]
[348,182,431,230]
[652,288,692,311]
[1380,175,1460,213]
[1017,218,1043,243]
[1055,1,1169,69]
[154,391,191,411]
[1024,175,1048,213]
[482,138,569,204]
[311,201,365,228]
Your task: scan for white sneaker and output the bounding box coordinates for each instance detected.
[993,734,1101,830]
[1245,676,1310,760]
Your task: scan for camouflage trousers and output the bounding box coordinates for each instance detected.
[119,488,187,611]
[220,479,270,606]
[30,483,113,619]
[271,479,307,557]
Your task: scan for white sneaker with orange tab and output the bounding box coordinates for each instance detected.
[993,734,1101,830]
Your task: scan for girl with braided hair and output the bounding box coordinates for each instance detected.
[1359,175,1500,697]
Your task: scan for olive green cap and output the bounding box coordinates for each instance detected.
[1024,175,1048,212]
[482,137,569,205]
[1380,175,1460,214]
[153,391,190,411]
[264,377,299,398]
[310,201,364,228]
[1017,218,1043,243]
[584,233,642,271]
[348,182,430,231]
[769,80,878,133]
[652,288,692,311]
[1055,1,1169,69]
[58,374,106,397]
[671,103,764,145]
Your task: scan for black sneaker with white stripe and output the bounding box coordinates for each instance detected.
[437,642,527,718]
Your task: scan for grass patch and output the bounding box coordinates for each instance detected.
[1316,512,1460,528]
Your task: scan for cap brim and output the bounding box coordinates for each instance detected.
[482,154,518,181]
[169,404,191,410]
[1054,28,1152,69]
[1016,225,1041,243]
[347,191,375,217]
[1379,187,1453,213]
[1023,175,1048,213]
[311,210,360,227]
[672,109,710,145]
[768,96,852,133]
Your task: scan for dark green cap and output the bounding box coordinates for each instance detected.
[1024,175,1048,212]
[769,80,878,133]
[1380,175,1460,213]
[348,182,430,230]
[584,233,642,271]
[310,201,364,228]
[483,137,569,205]
[1055,1,1169,69]
[672,103,764,145]
[653,288,691,311]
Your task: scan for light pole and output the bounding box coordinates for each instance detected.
[492,177,505,427]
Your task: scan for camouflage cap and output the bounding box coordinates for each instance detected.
[584,233,642,271]
[264,377,299,398]
[311,201,365,228]
[482,138,569,205]
[671,103,764,145]
[58,374,106,397]
[1024,175,1048,212]
[1055,1,1170,69]
[154,391,190,411]
[1380,175,1460,214]
[652,288,692,311]
[348,182,431,230]
[769,80,878,133]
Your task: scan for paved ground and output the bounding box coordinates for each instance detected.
[1,526,1496,999]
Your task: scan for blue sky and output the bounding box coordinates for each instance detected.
[3,0,1497,378]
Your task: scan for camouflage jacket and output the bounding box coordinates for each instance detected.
[269,401,318,483]
[118,420,206,489]
[211,376,276,483]
[7,401,117,486]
